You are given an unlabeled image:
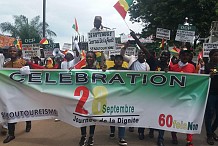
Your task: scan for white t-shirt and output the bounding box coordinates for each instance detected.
[0,53,5,69]
[61,56,80,69]
[130,60,150,71]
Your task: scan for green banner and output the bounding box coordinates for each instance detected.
[0,69,210,134]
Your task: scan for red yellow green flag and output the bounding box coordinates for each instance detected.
[13,39,22,50]
[39,38,49,45]
[72,18,79,33]
[113,0,133,19]
[74,50,86,69]
[159,38,165,49]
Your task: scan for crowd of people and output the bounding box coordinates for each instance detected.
[0,16,218,146]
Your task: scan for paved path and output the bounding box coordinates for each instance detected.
[0,119,215,146]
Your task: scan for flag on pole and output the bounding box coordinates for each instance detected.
[159,38,165,49]
[113,0,134,19]
[72,18,79,33]
[39,38,49,45]
[74,50,86,69]
[13,39,22,50]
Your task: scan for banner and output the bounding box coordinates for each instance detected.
[0,69,210,134]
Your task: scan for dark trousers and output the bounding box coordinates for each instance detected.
[80,125,95,137]
[138,127,145,133]
[8,121,31,136]
[158,130,165,142]
[110,126,125,139]
[205,94,218,136]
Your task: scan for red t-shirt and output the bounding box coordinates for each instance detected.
[170,63,196,73]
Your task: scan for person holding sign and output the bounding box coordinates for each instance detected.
[90,16,107,69]
[90,16,105,32]
[3,46,32,144]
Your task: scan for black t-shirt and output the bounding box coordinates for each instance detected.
[156,60,169,71]
[146,56,158,71]
[205,63,218,95]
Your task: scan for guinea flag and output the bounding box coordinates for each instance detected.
[72,18,79,33]
[113,0,133,19]
[39,38,49,44]
[13,39,22,50]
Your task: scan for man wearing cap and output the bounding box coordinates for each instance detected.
[170,48,195,73]
[61,49,80,69]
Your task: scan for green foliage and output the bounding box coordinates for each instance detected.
[129,0,218,39]
[0,15,56,43]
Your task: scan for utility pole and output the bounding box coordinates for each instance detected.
[43,0,46,38]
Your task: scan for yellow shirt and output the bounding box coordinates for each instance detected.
[4,58,27,68]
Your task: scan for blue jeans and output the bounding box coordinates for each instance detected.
[205,94,218,136]
[81,125,95,137]
[110,126,125,139]
[158,130,164,142]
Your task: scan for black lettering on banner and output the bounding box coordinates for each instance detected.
[108,73,125,84]
[169,75,186,87]
[60,72,72,84]
[45,72,57,84]
[92,73,107,84]
[28,72,42,83]
[75,73,88,84]
[10,72,25,82]
[150,74,167,85]
[126,73,141,84]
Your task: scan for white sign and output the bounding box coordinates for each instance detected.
[88,31,116,51]
[109,50,121,56]
[156,28,171,40]
[175,30,195,43]
[109,47,136,57]
[121,34,154,43]
[125,47,136,56]
[203,43,218,57]
[44,43,60,58]
[22,44,41,59]
[62,43,72,51]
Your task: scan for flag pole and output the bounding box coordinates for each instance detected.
[124,20,131,30]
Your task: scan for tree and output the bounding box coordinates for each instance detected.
[129,0,218,40]
[0,15,56,43]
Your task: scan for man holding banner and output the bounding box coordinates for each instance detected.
[170,48,196,146]
[3,46,31,143]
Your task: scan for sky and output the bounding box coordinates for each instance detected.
[0,0,143,48]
